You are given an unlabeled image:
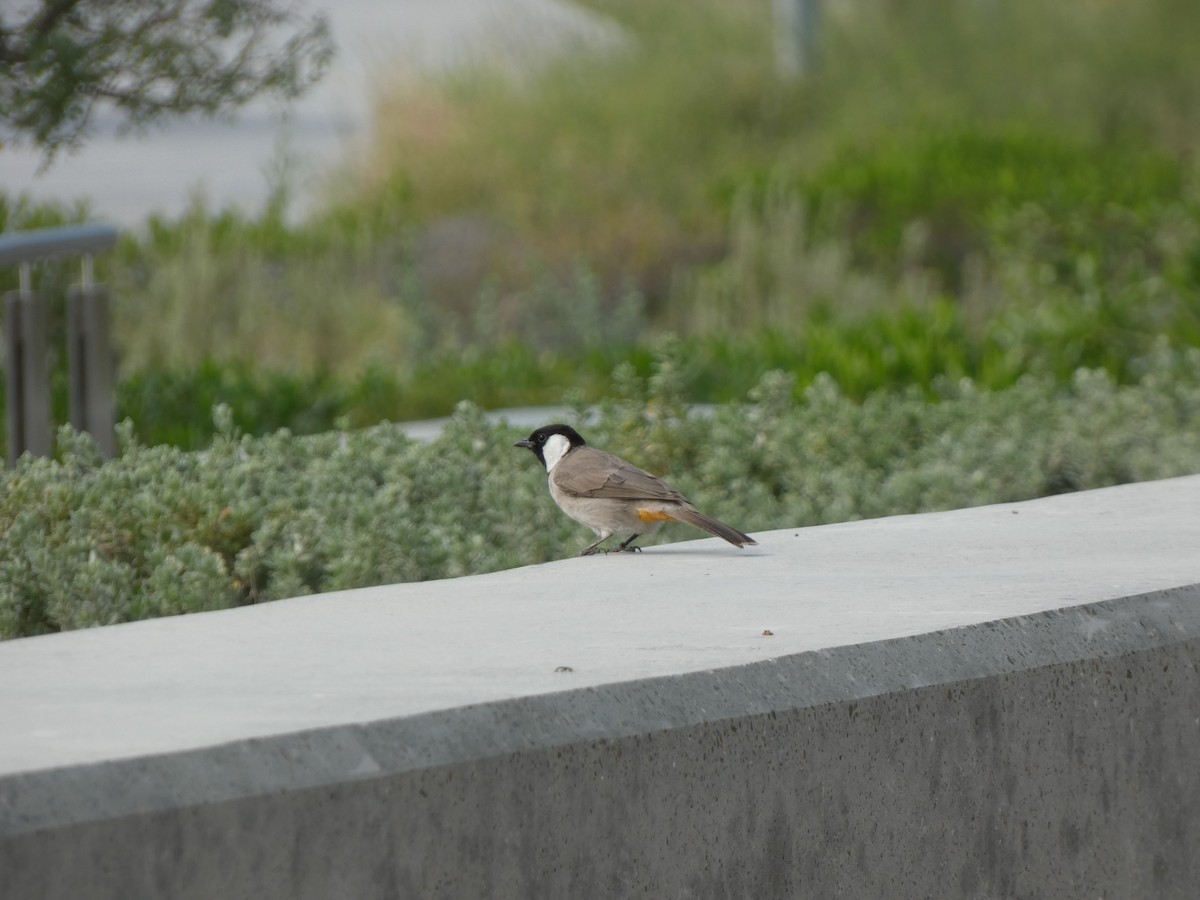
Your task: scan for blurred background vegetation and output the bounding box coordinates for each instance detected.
[3,0,1198,450]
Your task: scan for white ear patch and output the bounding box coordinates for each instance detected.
[542,433,572,472]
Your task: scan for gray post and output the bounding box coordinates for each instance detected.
[4,289,53,464]
[68,284,117,458]
[773,0,822,77]
[1,224,119,464]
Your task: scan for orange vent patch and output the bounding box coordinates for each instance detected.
[637,508,677,523]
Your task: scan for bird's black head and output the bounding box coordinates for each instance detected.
[514,423,587,467]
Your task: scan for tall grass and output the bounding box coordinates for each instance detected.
[95,0,1200,364]
[345,0,1200,308]
[110,199,419,376]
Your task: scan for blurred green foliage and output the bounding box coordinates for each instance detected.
[789,127,1185,285]
[4,159,1199,451]
[5,0,1199,447]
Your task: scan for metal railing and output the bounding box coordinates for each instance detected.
[1,223,119,465]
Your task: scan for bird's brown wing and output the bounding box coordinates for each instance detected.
[554,448,690,503]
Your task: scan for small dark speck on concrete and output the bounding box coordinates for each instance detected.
[554,666,574,673]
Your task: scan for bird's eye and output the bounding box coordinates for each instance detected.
[537,433,547,444]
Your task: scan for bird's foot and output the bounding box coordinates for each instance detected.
[616,534,643,553]
[581,534,642,556]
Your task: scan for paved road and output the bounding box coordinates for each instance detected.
[2,0,622,227]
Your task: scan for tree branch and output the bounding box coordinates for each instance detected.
[1,0,333,156]
[29,0,83,40]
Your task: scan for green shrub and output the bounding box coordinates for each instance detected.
[4,341,1200,640]
[783,127,1185,286]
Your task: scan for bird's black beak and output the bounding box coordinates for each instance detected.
[514,439,534,449]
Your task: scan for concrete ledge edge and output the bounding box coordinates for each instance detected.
[4,583,1199,837]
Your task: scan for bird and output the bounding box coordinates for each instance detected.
[514,423,757,556]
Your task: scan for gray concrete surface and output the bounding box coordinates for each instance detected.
[398,404,716,441]
[2,475,1200,897]
[399,405,580,441]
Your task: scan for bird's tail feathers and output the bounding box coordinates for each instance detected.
[673,507,757,548]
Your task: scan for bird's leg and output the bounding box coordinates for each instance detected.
[579,533,614,556]
[616,533,643,553]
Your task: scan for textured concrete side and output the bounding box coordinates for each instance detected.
[2,477,1200,898]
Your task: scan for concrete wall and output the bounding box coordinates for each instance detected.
[1,587,1197,898]
[3,478,1200,898]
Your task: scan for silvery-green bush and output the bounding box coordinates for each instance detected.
[3,340,1200,640]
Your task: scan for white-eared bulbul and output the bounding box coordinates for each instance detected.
[515,424,757,556]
